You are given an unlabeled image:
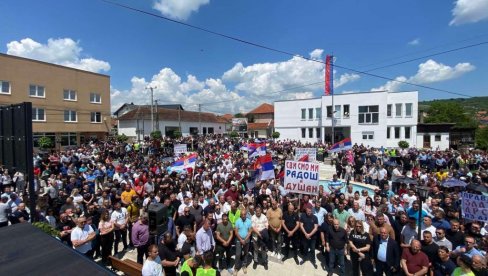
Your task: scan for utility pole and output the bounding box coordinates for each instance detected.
[155,99,159,131]
[198,104,202,135]
[146,86,157,132]
[178,107,182,133]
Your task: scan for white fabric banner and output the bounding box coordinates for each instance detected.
[284,160,320,195]
[462,192,488,222]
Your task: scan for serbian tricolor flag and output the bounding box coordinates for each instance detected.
[328,138,352,153]
[258,154,275,180]
[248,142,266,158]
[168,153,198,173]
[298,154,309,162]
[325,55,333,96]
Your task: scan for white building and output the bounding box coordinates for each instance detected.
[117,106,227,140]
[274,91,418,148]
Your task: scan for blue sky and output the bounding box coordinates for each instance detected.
[1,0,488,114]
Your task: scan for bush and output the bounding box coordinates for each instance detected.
[33,222,60,238]
[116,134,128,143]
[229,131,239,138]
[398,140,409,149]
[173,131,182,138]
[150,130,162,139]
[38,136,53,149]
[272,131,280,139]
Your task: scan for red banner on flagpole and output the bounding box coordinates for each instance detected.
[325,55,331,95]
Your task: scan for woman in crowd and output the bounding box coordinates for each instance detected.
[98,209,114,266]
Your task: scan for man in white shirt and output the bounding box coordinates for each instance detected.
[111,202,129,254]
[251,206,269,270]
[71,217,96,258]
[420,216,437,240]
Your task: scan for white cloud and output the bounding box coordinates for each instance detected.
[309,49,324,60]
[153,0,209,21]
[6,38,110,73]
[334,73,360,88]
[371,59,475,91]
[450,0,488,26]
[408,38,420,46]
[112,49,360,114]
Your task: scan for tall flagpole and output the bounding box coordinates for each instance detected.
[331,55,335,146]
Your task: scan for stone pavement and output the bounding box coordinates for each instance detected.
[106,243,352,276]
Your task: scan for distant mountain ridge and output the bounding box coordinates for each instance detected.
[419,96,488,114]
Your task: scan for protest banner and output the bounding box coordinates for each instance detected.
[284,160,320,195]
[295,148,317,162]
[174,144,187,155]
[461,192,488,222]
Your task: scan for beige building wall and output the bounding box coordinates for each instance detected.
[0,54,111,146]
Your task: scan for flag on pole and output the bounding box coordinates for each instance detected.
[248,142,266,158]
[298,154,309,162]
[328,138,352,153]
[325,55,334,95]
[168,153,198,173]
[258,154,275,180]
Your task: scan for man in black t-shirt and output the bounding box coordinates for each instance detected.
[176,207,196,235]
[282,204,300,264]
[421,231,439,269]
[57,213,76,247]
[159,232,180,276]
[348,221,373,276]
[326,219,348,276]
[299,207,318,268]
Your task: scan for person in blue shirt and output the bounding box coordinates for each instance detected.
[406,201,428,220]
[451,236,483,259]
[312,200,327,226]
[431,210,451,230]
[329,174,344,195]
[234,209,252,274]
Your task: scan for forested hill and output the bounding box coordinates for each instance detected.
[419,96,488,114]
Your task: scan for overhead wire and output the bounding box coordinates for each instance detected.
[99,0,482,98]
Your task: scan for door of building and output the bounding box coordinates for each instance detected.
[423,134,431,148]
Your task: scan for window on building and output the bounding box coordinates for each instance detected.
[301,109,306,120]
[326,106,333,118]
[90,112,102,123]
[63,89,77,101]
[301,128,306,138]
[405,103,413,117]
[395,103,402,117]
[394,127,400,139]
[308,128,313,138]
[208,127,214,134]
[29,84,45,97]
[308,108,313,120]
[90,92,102,103]
[334,105,341,119]
[203,127,207,135]
[387,104,392,117]
[315,107,321,119]
[316,128,321,138]
[32,108,45,121]
[343,105,350,118]
[0,81,10,94]
[362,132,374,140]
[60,133,77,146]
[387,127,390,139]
[435,135,441,141]
[358,105,379,124]
[405,126,411,139]
[64,110,77,122]
[190,127,198,136]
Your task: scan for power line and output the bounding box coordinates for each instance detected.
[100,0,481,98]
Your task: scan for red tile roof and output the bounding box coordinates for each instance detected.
[118,107,225,124]
[248,103,274,114]
[248,121,274,130]
[221,114,234,121]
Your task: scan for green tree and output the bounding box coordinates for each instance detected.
[398,140,409,149]
[38,136,53,149]
[116,134,128,143]
[425,101,477,127]
[476,127,488,150]
[272,131,280,139]
[173,131,182,138]
[150,130,162,139]
[229,131,239,138]
[234,113,245,118]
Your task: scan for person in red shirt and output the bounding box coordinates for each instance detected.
[224,184,239,202]
[400,239,429,276]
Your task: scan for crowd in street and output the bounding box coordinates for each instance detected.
[0,135,487,276]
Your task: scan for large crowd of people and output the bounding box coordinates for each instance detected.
[0,135,487,276]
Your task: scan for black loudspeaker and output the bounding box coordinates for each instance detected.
[148,203,168,234]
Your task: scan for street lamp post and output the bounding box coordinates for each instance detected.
[416,185,430,239]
